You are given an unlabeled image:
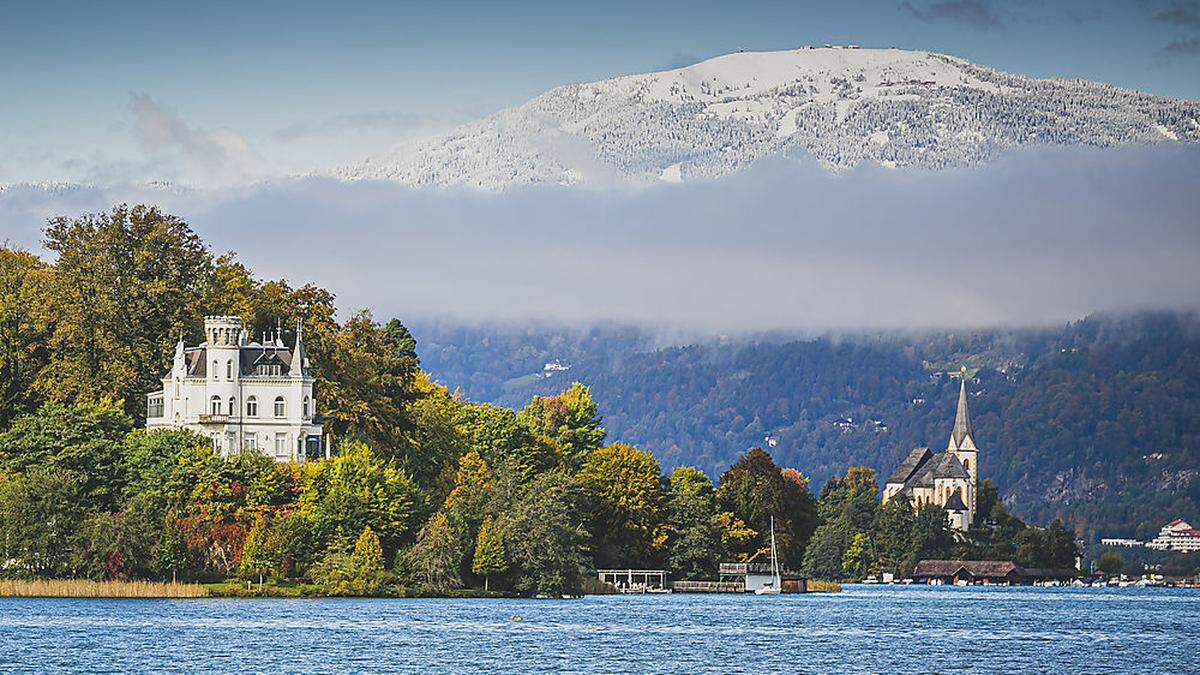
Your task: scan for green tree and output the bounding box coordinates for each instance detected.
[517,382,605,467]
[716,448,817,567]
[0,400,133,510]
[72,492,159,581]
[349,525,386,594]
[402,512,464,590]
[502,470,589,597]
[0,247,52,427]
[472,515,507,591]
[1097,551,1123,576]
[576,443,667,568]
[841,532,875,580]
[664,467,726,580]
[297,440,420,557]
[0,468,86,578]
[241,513,275,587]
[460,403,559,481]
[875,497,916,575]
[157,510,189,582]
[40,205,212,421]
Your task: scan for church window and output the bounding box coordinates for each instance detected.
[210,396,222,415]
[274,396,286,418]
[246,396,258,417]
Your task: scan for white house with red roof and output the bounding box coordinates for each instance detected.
[1145,519,1200,553]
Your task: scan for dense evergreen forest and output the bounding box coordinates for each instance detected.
[414,313,1200,541]
[0,205,1097,592]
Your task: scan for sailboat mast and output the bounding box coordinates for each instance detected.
[770,515,780,585]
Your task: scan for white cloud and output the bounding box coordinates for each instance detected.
[128,93,269,187]
[2,144,1198,332]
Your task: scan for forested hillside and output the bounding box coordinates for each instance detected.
[414,314,1200,540]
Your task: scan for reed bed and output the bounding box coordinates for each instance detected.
[807,580,843,593]
[0,579,209,598]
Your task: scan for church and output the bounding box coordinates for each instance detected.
[145,315,327,462]
[882,371,979,531]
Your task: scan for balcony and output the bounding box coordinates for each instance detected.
[197,414,230,425]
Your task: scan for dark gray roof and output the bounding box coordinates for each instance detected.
[180,345,305,378]
[931,452,969,480]
[887,447,932,485]
[943,491,968,511]
[951,375,974,446]
[185,348,206,377]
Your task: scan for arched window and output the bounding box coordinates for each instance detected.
[226,360,233,379]
[274,396,285,418]
[963,458,970,473]
[229,397,236,417]
[303,396,310,418]
[212,361,218,379]
[210,395,222,415]
[246,396,258,417]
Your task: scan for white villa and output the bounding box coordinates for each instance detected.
[146,315,327,462]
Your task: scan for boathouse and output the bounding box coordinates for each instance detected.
[913,560,1076,586]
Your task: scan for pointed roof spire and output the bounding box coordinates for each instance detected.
[289,319,306,376]
[950,367,974,446]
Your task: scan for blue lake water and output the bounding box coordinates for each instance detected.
[1,585,1196,673]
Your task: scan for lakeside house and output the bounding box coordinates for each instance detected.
[913,560,1076,586]
[145,315,327,462]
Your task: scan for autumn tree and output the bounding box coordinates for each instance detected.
[577,443,667,568]
[518,382,605,468]
[716,448,817,566]
[40,205,212,421]
[0,247,52,427]
[472,515,506,591]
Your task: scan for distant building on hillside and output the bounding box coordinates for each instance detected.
[1146,519,1200,553]
[882,369,978,531]
[1100,538,1143,548]
[145,315,326,462]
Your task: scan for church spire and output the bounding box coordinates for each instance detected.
[950,367,974,446]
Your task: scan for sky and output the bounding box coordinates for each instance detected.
[1,0,1198,331]
[2,0,1199,185]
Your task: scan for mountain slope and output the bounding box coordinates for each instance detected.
[413,313,1200,538]
[338,47,1200,190]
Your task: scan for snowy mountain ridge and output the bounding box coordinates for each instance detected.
[336,47,1200,190]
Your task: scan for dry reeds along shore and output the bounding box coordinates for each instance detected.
[0,579,208,598]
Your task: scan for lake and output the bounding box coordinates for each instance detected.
[2,585,1196,673]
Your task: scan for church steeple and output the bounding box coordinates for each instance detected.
[950,367,969,446]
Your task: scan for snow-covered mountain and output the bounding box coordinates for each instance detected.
[337,47,1200,190]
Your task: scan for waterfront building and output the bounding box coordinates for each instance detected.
[145,316,326,462]
[1145,519,1200,553]
[912,560,1076,586]
[882,370,978,531]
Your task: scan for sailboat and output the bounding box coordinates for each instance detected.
[755,515,783,595]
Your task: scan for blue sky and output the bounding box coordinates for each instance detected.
[2,0,1199,185]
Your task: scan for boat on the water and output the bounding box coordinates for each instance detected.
[754,516,782,595]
